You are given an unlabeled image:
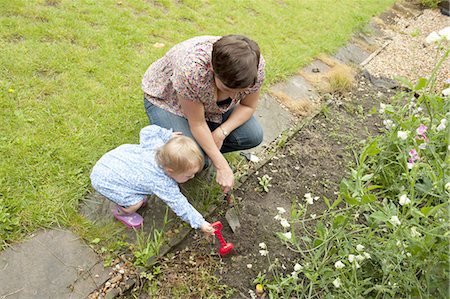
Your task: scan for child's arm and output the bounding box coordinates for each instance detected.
[139,125,173,148]
[152,180,208,230]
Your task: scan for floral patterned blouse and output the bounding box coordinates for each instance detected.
[142,36,265,123]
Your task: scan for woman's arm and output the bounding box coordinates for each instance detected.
[212,91,260,146]
[179,97,234,193]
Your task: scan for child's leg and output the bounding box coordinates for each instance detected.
[114,198,147,229]
[118,200,145,214]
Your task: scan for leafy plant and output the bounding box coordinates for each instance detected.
[253,50,450,298]
[257,174,273,193]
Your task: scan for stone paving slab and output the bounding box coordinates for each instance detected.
[254,93,298,150]
[269,75,319,103]
[0,229,110,299]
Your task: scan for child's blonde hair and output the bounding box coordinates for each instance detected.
[156,136,204,174]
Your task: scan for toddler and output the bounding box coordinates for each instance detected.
[90,125,215,236]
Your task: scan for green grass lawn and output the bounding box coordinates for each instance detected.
[0,0,394,248]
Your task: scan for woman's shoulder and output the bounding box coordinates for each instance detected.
[169,36,219,63]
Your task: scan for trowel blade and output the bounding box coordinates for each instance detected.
[225,207,241,233]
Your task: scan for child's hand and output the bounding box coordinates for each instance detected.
[200,222,215,240]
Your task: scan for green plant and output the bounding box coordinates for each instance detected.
[133,209,169,267]
[276,131,289,149]
[419,0,441,8]
[410,28,421,37]
[257,174,272,193]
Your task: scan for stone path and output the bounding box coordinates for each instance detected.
[0,3,427,298]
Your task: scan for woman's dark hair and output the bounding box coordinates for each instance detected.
[212,35,261,89]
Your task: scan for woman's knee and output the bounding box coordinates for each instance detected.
[247,124,263,147]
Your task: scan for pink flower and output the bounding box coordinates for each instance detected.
[415,124,428,141]
[416,124,427,135]
[409,149,419,161]
[407,149,420,169]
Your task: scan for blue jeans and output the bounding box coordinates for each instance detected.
[143,98,263,156]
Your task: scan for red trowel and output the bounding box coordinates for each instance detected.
[211,221,234,256]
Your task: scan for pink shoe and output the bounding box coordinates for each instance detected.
[113,208,143,228]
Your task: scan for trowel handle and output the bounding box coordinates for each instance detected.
[225,191,234,207]
[211,221,223,231]
[211,221,226,246]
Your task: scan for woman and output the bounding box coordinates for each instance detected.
[142,35,265,193]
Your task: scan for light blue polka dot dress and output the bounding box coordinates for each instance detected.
[90,125,205,229]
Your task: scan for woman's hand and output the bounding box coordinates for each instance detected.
[215,163,234,193]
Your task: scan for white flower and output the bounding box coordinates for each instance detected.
[411,227,422,238]
[332,278,341,288]
[406,252,412,257]
[348,254,356,263]
[291,271,298,279]
[407,161,414,169]
[355,261,361,269]
[399,194,411,206]
[383,119,394,129]
[363,252,371,259]
[437,119,447,132]
[280,219,291,228]
[294,263,303,271]
[438,26,450,40]
[445,182,450,191]
[356,244,365,252]
[259,250,269,256]
[274,214,283,221]
[443,87,450,97]
[335,260,345,269]
[390,216,401,226]
[276,207,286,214]
[259,242,267,249]
[282,232,292,239]
[397,131,408,140]
[356,255,365,262]
[418,143,427,150]
[304,193,314,205]
[379,103,386,114]
[310,214,317,219]
[247,264,253,269]
[425,31,441,43]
